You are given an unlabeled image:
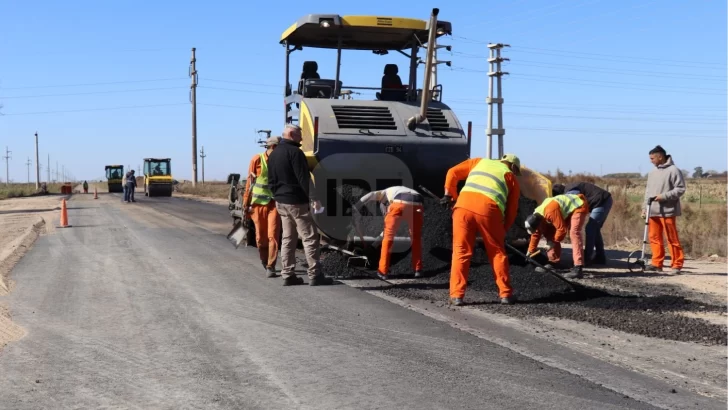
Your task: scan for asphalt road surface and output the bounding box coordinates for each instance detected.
[0,192,689,409]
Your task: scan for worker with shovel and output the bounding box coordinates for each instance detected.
[243,136,282,278]
[525,193,590,279]
[441,154,522,306]
[353,186,425,279]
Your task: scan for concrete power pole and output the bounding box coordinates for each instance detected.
[3,147,11,186]
[47,153,50,184]
[485,43,509,159]
[199,146,206,185]
[190,47,198,187]
[34,132,40,188]
[25,158,31,184]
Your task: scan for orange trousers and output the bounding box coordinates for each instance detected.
[379,202,423,274]
[251,202,280,268]
[649,216,684,269]
[450,207,512,299]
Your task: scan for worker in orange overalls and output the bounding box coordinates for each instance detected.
[354,186,424,279]
[525,193,590,279]
[442,154,522,306]
[244,136,282,278]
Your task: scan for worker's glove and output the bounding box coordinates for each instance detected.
[440,195,454,207]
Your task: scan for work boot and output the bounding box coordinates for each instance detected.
[449,297,464,306]
[591,254,607,265]
[309,275,333,286]
[564,265,583,279]
[500,295,517,305]
[644,265,663,273]
[266,267,277,278]
[282,276,304,286]
[414,271,423,278]
[668,267,682,275]
[376,271,388,281]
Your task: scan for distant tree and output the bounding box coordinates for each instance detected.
[693,166,704,179]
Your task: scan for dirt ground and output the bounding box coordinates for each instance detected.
[0,192,72,350]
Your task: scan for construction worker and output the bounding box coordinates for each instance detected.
[244,136,283,278]
[83,180,88,194]
[643,145,686,274]
[525,192,590,279]
[442,153,522,306]
[354,186,424,279]
[552,181,613,266]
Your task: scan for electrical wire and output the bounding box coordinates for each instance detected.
[0,103,189,116]
[0,87,185,99]
[0,78,188,90]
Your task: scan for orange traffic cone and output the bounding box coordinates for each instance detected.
[94,187,98,199]
[59,199,71,228]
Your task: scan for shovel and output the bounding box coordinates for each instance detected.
[226,220,250,249]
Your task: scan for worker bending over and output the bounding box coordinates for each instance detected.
[355,186,424,279]
[525,193,589,279]
[442,154,522,306]
[244,136,282,278]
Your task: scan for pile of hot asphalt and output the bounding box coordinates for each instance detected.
[320,185,727,345]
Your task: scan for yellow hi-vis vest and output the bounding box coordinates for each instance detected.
[460,159,510,215]
[251,153,273,205]
[535,194,584,219]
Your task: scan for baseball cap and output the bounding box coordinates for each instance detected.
[501,153,521,176]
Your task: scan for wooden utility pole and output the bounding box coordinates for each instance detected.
[34,132,40,188]
[190,47,198,187]
[199,146,206,185]
[485,44,509,159]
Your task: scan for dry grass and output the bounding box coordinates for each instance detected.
[545,172,727,258]
[175,181,230,199]
[0,183,66,200]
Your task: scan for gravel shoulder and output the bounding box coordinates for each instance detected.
[0,193,70,351]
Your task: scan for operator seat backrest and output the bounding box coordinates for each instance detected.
[380,64,405,101]
[299,61,320,94]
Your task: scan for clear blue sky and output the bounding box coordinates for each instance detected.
[1,0,726,182]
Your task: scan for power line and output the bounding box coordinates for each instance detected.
[200,78,280,88]
[1,103,189,116]
[451,37,726,68]
[0,77,188,90]
[0,86,185,100]
[197,85,280,96]
[197,103,280,112]
[469,125,727,139]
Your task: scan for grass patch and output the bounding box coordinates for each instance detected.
[175,181,230,199]
[545,173,727,258]
[0,183,66,199]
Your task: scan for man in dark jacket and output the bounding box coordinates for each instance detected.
[267,124,332,287]
[552,181,612,265]
[124,170,137,203]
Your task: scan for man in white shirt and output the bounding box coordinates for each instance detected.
[355,186,424,279]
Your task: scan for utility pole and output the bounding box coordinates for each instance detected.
[34,132,40,189]
[25,158,31,184]
[47,154,50,184]
[418,42,452,101]
[62,165,65,183]
[3,147,11,186]
[190,47,198,187]
[56,161,58,183]
[486,43,509,159]
[199,146,206,185]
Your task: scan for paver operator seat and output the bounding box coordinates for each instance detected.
[378,63,406,101]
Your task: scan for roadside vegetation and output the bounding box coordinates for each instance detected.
[175,181,230,199]
[0,183,67,200]
[545,171,727,258]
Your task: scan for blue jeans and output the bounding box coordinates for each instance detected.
[566,190,612,260]
[123,185,128,201]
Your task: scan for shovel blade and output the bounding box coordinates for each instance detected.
[227,221,249,249]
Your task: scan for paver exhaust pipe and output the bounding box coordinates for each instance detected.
[406,8,439,132]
